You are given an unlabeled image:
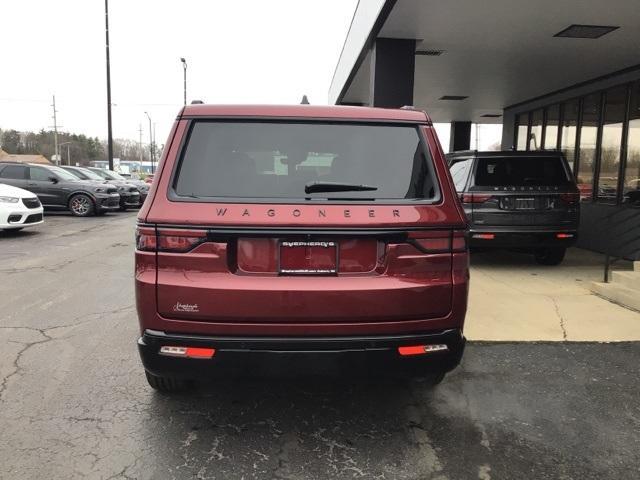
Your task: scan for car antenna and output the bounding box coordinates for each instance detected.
[300,95,310,105]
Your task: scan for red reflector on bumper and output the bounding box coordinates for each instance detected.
[398,344,448,356]
[159,346,216,359]
[472,233,495,240]
[556,233,574,239]
[185,347,216,358]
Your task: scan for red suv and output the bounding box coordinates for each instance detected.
[135,105,469,391]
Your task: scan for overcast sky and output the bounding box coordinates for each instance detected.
[0,0,358,145]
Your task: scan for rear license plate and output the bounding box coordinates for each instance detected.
[515,197,535,210]
[279,240,338,275]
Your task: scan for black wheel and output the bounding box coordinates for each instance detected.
[534,247,566,266]
[145,370,191,393]
[119,205,128,211]
[68,194,95,217]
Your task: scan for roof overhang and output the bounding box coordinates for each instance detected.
[330,0,640,123]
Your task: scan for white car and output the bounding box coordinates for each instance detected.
[0,183,44,231]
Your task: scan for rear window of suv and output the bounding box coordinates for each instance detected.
[474,156,571,187]
[172,121,438,201]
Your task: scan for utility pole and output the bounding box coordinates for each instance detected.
[144,112,153,173]
[59,142,72,165]
[105,0,114,170]
[153,122,157,173]
[51,95,59,165]
[138,124,143,163]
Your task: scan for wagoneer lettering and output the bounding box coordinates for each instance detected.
[135,104,469,392]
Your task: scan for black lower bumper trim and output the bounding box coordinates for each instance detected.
[138,328,465,379]
[469,229,577,249]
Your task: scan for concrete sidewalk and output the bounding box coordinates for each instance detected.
[465,248,640,341]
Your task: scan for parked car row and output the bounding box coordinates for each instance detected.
[0,162,150,231]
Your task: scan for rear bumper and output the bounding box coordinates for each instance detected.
[469,227,578,249]
[138,328,465,379]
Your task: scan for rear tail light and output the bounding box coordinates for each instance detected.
[159,346,216,359]
[408,230,468,253]
[556,233,574,239]
[461,193,492,204]
[135,226,207,253]
[559,193,579,205]
[136,226,157,251]
[398,344,449,356]
[452,230,467,251]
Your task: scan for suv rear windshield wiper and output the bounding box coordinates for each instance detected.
[304,181,378,194]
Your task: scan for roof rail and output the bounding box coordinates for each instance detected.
[398,105,432,124]
[190,100,204,105]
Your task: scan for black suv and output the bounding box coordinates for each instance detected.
[446,151,579,265]
[0,162,120,216]
[87,168,149,205]
[61,166,141,210]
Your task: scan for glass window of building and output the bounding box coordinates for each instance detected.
[624,81,640,205]
[560,100,579,171]
[597,86,627,203]
[516,113,528,150]
[577,93,601,201]
[529,109,543,150]
[543,104,560,150]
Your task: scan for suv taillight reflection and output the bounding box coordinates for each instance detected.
[461,193,492,204]
[136,227,208,253]
[559,193,579,205]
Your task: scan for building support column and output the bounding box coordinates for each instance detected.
[370,38,416,108]
[449,121,472,151]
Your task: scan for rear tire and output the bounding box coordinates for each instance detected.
[534,247,566,266]
[145,370,191,393]
[68,194,95,217]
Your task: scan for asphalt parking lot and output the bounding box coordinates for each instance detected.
[1,213,639,479]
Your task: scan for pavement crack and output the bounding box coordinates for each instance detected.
[549,296,568,340]
[0,328,53,402]
[0,304,134,402]
[0,243,130,275]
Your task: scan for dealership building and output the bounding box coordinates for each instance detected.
[330,0,640,263]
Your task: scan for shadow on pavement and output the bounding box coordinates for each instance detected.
[134,343,640,479]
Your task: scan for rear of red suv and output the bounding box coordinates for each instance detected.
[135,105,469,391]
